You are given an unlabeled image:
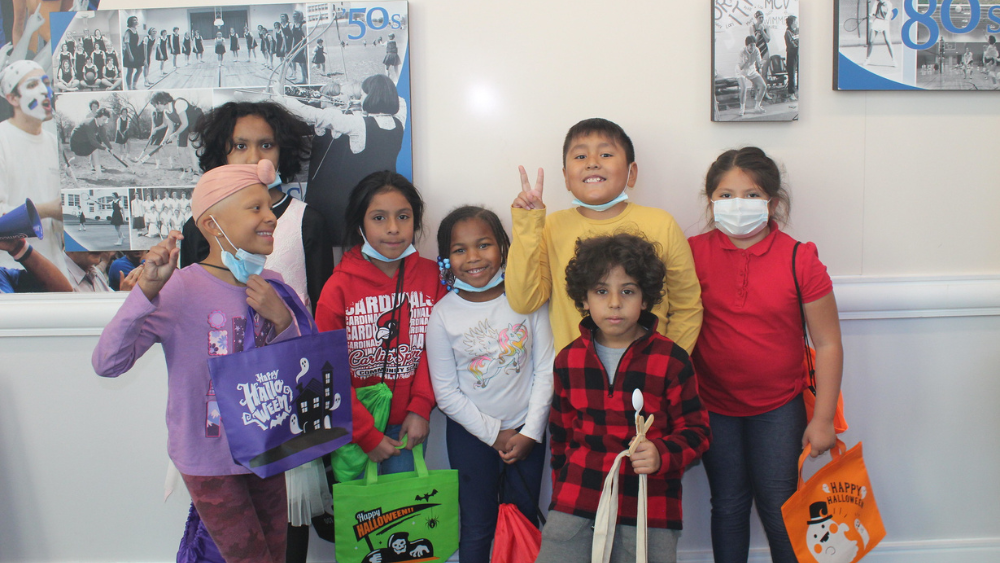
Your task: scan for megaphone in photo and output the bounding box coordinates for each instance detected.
[0,199,44,240]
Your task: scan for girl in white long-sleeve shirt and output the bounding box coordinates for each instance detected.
[427,206,553,563]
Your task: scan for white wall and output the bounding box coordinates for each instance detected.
[93,0,1000,278]
[2,0,998,561]
[3,289,1000,562]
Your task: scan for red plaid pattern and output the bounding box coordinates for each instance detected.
[549,312,710,529]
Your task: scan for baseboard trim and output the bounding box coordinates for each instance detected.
[677,537,1000,562]
[3,275,1000,337]
[833,275,1000,320]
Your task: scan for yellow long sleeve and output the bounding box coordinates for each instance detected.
[507,203,703,353]
[506,208,551,316]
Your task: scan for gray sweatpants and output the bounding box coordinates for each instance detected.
[534,511,679,563]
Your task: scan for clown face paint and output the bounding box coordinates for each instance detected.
[17,73,54,121]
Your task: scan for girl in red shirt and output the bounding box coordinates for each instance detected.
[315,171,444,475]
[688,147,843,563]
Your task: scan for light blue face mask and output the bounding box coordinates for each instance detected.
[267,175,282,189]
[452,267,505,293]
[211,215,267,283]
[571,168,632,212]
[360,229,417,263]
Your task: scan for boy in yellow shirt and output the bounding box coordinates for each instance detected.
[507,118,702,353]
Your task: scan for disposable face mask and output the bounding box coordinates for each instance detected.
[713,198,770,239]
[571,168,631,212]
[211,215,267,283]
[360,229,416,263]
[19,76,53,121]
[267,175,282,189]
[452,267,505,293]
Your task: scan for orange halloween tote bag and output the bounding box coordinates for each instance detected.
[782,439,885,563]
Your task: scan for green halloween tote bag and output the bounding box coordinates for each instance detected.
[333,443,458,563]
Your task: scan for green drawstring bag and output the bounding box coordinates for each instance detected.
[330,382,394,482]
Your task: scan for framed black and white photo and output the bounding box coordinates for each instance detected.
[712,0,799,122]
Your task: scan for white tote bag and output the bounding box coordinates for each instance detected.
[591,415,654,563]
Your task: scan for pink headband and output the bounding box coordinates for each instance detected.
[191,160,276,220]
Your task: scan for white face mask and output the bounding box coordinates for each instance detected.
[713,198,770,239]
[18,75,53,121]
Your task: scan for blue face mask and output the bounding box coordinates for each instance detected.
[571,168,632,212]
[360,229,416,263]
[452,267,505,294]
[267,175,282,189]
[211,215,267,283]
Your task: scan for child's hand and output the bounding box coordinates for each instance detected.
[367,434,402,463]
[630,440,661,475]
[499,433,535,464]
[139,231,183,300]
[119,264,143,292]
[512,166,545,210]
[492,428,518,453]
[399,412,429,450]
[802,419,837,458]
[246,275,292,334]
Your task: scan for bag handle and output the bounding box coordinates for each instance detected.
[796,438,847,489]
[792,242,816,389]
[363,439,428,485]
[242,280,316,352]
[498,459,548,526]
[593,418,654,563]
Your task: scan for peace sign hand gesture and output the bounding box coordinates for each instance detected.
[512,166,545,210]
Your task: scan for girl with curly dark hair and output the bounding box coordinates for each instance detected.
[181,100,331,310]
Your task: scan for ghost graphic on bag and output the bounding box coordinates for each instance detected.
[806,501,859,563]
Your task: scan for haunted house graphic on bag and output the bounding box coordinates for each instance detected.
[290,360,343,435]
[247,357,347,470]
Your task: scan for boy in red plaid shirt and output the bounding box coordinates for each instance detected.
[536,233,710,563]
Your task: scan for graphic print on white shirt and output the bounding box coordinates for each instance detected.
[462,319,528,389]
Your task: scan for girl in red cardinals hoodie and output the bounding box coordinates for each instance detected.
[315,171,445,470]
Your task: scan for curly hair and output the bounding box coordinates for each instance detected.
[703,146,789,227]
[436,206,511,286]
[191,101,312,182]
[564,233,665,314]
[149,91,173,106]
[343,170,424,250]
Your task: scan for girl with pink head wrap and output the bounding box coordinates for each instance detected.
[94,158,305,563]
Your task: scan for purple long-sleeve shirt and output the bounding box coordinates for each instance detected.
[92,265,301,476]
